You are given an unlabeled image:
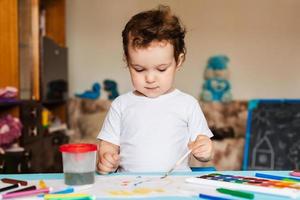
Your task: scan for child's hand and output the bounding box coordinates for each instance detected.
[188,135,213,162]
[97,140,120,174]
[97,152,120,174]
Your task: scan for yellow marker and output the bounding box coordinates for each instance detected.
[44,193,95,200]
[39,180,47,189]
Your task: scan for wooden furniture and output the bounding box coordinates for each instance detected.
[0,0,19,117]
[0,0,68,173]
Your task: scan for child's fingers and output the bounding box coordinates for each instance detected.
[112,154,120,168]
[103,153,118,167]
[97,160,108,174]
[97,162,113,174]
[193,147,210,155]
[189,135,209,148]
[97,154,119,174]
[113,153,120,162]
[188,141,196,150]
[193,145,212,160]
[189,141,206,153]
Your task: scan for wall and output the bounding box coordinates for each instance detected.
[66,0,300,100]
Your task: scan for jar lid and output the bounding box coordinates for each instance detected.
[59,143,97,153]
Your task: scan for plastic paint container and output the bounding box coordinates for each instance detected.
[59,143,97,185]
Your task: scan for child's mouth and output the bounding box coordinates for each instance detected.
[145,86,159,90]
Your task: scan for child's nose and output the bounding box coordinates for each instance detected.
[145,73,155,83]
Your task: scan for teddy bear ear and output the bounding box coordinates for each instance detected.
[207,55,229,70]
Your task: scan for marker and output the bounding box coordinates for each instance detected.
[38,187,74,197]
[1,178,28,186]
[5,185,36,194]
[0,187,51,199]
[255,173,300,182]
[38,185,92,197]
[39,180,47,188]
[0,184,19,193]
[44,193,95,200]
[199,193,231,200]
[216,188,254,199]
[290,170,300,177]
[282,178,299,183]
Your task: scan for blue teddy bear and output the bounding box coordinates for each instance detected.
[200,55,232,102]
[201,78,232,102]
[204,55,230,80]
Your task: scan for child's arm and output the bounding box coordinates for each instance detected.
[188,135,213,162]
[97,140,120,174]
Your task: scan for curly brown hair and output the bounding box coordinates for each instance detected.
[122,5,186,65]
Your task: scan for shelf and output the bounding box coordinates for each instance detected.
[0,99,21,108]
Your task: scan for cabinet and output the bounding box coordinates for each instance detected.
[0,0,68,173]
[0,0,19,117]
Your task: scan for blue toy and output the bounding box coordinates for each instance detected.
[103,79,119,100]
[204,55,230,80]
[207,55,229,70]
[200,55,232,102]
[75,82,101,100]
[201,78,232,102]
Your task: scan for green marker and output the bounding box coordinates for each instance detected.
[216,188,254,199]
[282,178,299,183]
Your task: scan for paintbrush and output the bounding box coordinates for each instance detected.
[161,149,192,179]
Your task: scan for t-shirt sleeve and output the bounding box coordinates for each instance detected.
[97,100,121,146]
[188,99,213,141]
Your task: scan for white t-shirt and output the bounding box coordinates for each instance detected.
[97,89,213,172]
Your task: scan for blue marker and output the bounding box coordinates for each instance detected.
[255,173,300,182]
[51,187,74,194]
[199,193,232,200]
[38,187,74,197]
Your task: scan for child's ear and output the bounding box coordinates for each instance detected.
[176,53,185,71]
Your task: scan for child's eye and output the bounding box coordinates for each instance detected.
[134,68,144,72]
[158,68,167,72]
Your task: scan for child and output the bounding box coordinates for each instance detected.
[97,5,213,174]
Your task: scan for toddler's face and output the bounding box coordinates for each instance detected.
[128,41,183,98]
